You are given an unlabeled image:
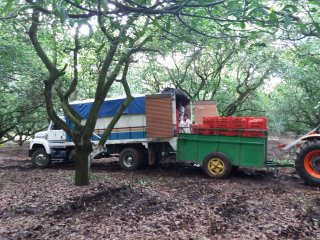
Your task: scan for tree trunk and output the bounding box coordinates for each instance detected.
[71,140,93,186]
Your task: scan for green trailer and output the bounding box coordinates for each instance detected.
[176,131,293,178]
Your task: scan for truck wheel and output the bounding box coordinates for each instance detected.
[203,152,232,179]
[119,148,143,171]
[31,149,51,168]
[296,140,320,187]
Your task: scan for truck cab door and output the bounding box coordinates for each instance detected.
[47,122,66,141]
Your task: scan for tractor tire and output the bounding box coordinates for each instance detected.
[203,152,232,179]
[119,147,143,171]
[296,140,320,187]
[31,149,51,168]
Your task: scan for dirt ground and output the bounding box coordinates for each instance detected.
[0,139,319,240]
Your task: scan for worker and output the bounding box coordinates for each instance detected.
[178,101,185,122]
[180,113,192,133]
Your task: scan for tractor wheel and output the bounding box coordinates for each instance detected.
[31,149,51,168]
[203,152,232,179]
[119,147,143,171]
[296,140,320,187]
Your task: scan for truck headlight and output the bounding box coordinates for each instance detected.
[35,133,47,139]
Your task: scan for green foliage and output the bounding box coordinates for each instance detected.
[262,38,320,134]
[137,178,148,186]
[0,19,47,144]
[132,35,277,117]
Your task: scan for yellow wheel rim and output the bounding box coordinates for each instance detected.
[208,158,225,175]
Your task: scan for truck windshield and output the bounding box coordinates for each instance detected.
[51,123,62,130]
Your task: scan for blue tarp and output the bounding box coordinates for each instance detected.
[70,96,146,119]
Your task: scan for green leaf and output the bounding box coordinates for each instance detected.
[248,32,258,40]
[255,21,266,27]
[252,42,267,48]
[68,18,75,27]
[4,0,14,12]
[314,22,320,33]
[248,7,268,17]
[269,11,279,24]
[17,4,35,14]
[309,0,320,6]
[101,0,108,11]
[165,18,171,32]
[227,9,243,18]
[283,14,291,29]
[227,0,241,9]
[283,4,298,13]
[239,39,246,48]
[152,20,162,29]
[298,22,308,32]
[55,7,68,25]
[310,7,318,13]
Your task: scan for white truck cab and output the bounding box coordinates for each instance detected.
[29,119,70,168]
[47,121,67,142]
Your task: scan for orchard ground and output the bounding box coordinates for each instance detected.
[0,138,319,239]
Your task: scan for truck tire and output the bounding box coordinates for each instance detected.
[203,152,232,179]
[119,148,143,171]
[31,149,51,168]
[296,140,320,187]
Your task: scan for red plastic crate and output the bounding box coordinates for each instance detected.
[202,117,237,136]
[192,124,210,135]
[217,130,236,136]
[213,117,232,129]
[247,117,267,130]
[202,117,216,128]
[242,130,266,138]
[231,117,248,129]
[218,129,244,136]
[201,116,267,138]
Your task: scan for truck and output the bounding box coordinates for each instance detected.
[29,90,320,186]
[29,91,189,171]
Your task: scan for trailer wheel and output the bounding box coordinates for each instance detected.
[119,148,143,171]
[31,149,51,168]
[203,152,232,179]
[296,140,320,187]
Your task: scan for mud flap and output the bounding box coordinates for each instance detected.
[148,145,156,166]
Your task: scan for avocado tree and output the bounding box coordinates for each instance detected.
[265,39,320,133]
[27,4,157,186]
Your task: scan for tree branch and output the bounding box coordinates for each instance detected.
[98,60,132,146]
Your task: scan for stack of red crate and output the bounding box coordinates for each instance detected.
[191,116,267,138]
[242,117,267,137]
[197,116,267,138]
[203,117,216,135]
[202,117,235,136]
[192,124,211,135]
[230,117,247,136]
[214,117,233,136]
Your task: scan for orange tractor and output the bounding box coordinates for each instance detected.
[286,126,320,186]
